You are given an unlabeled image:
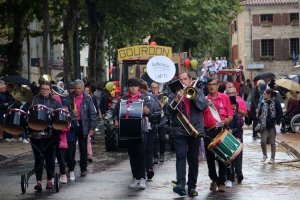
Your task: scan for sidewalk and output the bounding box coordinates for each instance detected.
[277,133,300,158]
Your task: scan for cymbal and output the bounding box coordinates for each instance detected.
[12,86,34,102]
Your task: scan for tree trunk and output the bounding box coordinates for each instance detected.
[85,0,99,81]
[62,0,81,83]
[7,10,27,75]
[96,14,106,81]
[42,0,50,74]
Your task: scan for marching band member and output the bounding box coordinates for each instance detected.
[202,77,234,192]
[164,72,207,197]
[22,81,62,192]
[113,77,153,190]
[139,80,161,180]
[150,82,168,163]
[66,79,97,177]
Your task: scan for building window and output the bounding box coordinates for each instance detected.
[261,39,274,56]
[260,14,273,23]
[290,38,299,55]
[290,13,299,21]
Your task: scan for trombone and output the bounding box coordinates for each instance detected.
[169,78,201,137]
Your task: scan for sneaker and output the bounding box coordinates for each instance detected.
[129,178,140,188]
[237,174,244,184]
[34,182,42,192]
[261,155,268,162]
[19,137,23,142]
[87,158,93,163]
[188,189,198,197]
[268,158,275,164]
[10,138,16,142]
[225,180,232,188]
[147,169,154,180]
[23,139,29,143]
[60,174,67,184]
[4,138,12,142]
[46,180,53,189]
[81,170,87,177]
[159,154,164,162]
[139,178,146,190]
[210,181,217,190]
[218,184,226,192]
[69,171,75,181]
[154,158,159,164]
[173,184,186,196]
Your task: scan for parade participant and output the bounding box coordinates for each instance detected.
[164,72,208,197]
[113,77,152,190]
[22,81,62,191]
[56,99,71,184]
[258,89,283,164]
[225,86,246,187]
[150,82,168,164]
[202,77,234,192]
[66,79,97,177]
[139,80,160,180]
[67,82,74,94]
[0,81,7,143]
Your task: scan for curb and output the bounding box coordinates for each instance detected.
[277,140,300,158]
[0,149,32,163]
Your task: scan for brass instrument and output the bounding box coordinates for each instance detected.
[169,78,201,137]
[170,78,199,110]
[160,94,168,104]
[71,102,80,126]
[38,74,51,85]
[52,84,67,97]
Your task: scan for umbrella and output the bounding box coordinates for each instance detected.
[285,75,300,84]
[55,72,65,77]
[275,79,300,92]
[1,75,31,85]
[253,72,275,82]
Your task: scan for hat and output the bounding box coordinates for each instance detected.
[62,99,71,107]
[68,82,74,89]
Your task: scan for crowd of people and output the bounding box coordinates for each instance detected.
[0,71,290,197]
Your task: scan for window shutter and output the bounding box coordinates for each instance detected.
[282,13,290,25]
[273,14,281,26]
[253,15,260,26]
[253,40,260,61]
[274,39,282,60]
[282,39,290,60]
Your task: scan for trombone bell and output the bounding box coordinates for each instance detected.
[184,86,197,99]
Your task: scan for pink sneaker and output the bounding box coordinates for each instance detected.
[60,174,67,184]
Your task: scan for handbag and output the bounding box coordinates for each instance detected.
[255,123,264,133]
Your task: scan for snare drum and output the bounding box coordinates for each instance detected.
[3,109,27,135]
[27,126,53,139]
[208,129,243,166]
[28,105,50,130]
[51,108,69,130]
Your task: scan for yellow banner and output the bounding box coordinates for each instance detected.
[118,45,172,60]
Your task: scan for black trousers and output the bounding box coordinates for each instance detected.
[126,132,146,179]
[31,137,56,181]
[56,148,66,174]
[66,142,76,172]
[204,128,226,186]
[171,134,200,190]
[146,128,155,171]
[76,123,88,172]
[251,109,259,137]
[154,126,166,158]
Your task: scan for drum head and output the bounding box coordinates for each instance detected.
[2,124,25,135]
[28,120,49,131]
[52,121,68,130]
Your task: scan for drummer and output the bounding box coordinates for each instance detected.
[202,77,234,192]
[22,81,62,192]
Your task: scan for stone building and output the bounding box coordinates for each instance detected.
[230,0,300,81]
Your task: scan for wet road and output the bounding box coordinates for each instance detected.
[1,130,300,199]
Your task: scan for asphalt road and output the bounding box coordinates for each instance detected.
[1,130,300,200]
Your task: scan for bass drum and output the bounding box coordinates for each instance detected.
[3,109,28,135]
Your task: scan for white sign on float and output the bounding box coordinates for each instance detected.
[146,56,175,83]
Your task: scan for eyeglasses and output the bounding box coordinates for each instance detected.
[207,83,218,87]
[40,88,50,91]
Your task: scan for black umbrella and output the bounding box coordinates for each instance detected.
[2,75,31,85]
[253,72,275,82]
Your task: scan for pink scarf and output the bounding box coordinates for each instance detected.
[125,91,141,119]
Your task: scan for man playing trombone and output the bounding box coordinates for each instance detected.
[164,72,208,197]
